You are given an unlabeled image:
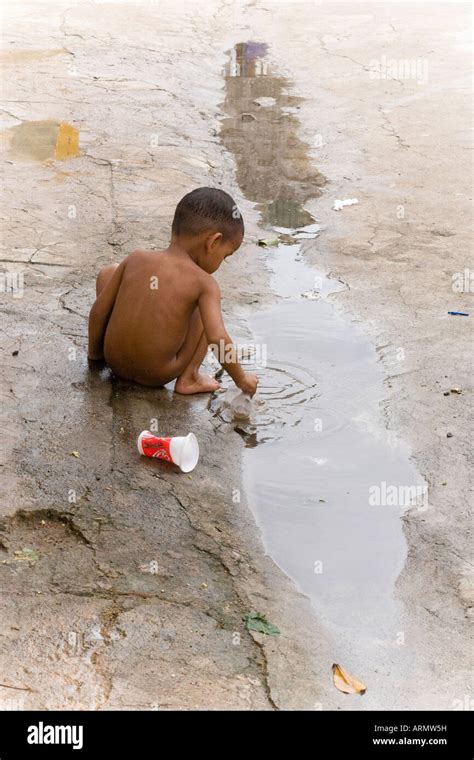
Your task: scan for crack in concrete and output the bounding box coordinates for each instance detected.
[377,106,409,149]
[82,153,127,252]
[0,507,95,547]
[0,682,34,692]
[316,37,404,87]
[169,490,279,709]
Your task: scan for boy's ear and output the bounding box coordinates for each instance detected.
[206,231,223,252]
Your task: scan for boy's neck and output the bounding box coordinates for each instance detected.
[168,236,202,264]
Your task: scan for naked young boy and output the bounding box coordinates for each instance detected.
[88,187,258,396]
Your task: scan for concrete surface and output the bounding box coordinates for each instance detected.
[0,0,472,710]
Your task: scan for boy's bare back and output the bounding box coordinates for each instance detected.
[88,187,258,396]
[103,249,210,385]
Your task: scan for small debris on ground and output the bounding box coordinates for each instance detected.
[243,612,280,636]
[273,222,321,241]
[333,198,359,211]
[301,289,320,300]
[332,663,366,695]
[14,547,40,562]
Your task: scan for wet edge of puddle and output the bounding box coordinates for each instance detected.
[216,41,427,662]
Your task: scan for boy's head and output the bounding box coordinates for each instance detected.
[171,187,244,273]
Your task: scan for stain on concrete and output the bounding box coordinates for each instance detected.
[7,120,80,161]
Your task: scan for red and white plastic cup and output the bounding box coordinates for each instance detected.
[137,431,199,473]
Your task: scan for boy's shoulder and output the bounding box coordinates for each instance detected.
[120,249,165,271]
[125,248,163,261]
[120,250,217,291]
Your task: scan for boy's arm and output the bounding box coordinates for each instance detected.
[198,276,254,392]
[88,261,126,360]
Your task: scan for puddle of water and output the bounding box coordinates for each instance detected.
[242,259,423,644]
[221,42,325,229]
[219,42,426,655]
[8,120,80,161]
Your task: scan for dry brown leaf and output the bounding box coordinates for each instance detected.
[332,663,367,695]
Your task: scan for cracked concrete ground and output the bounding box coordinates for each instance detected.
[0,0,472,710]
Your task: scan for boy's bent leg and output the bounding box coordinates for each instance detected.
[88,262,121,362]
[96,263,119,296]
[174,309,220,395]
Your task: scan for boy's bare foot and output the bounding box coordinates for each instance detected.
[175,372,220,395]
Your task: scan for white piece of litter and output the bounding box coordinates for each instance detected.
[272,225,294,235]
[333,198,359,211]
[272,223,321,240]
[293,231,319,240]
[297,223,321,234]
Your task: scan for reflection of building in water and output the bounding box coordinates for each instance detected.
[222,42,325,229]
[228,42,270,78]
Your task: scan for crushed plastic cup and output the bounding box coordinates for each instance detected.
[223,388,252,420]
[137,431,199,473]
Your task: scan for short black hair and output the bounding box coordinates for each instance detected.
[172,187,244,241]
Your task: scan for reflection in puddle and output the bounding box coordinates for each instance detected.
[221,42,325,230]
[219,42,425,664]
[7,120,80,161]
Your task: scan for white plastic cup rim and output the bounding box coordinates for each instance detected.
[136,430,150,456]
[170,433,199,473]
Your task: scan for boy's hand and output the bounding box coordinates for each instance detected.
[237,372,258,397]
